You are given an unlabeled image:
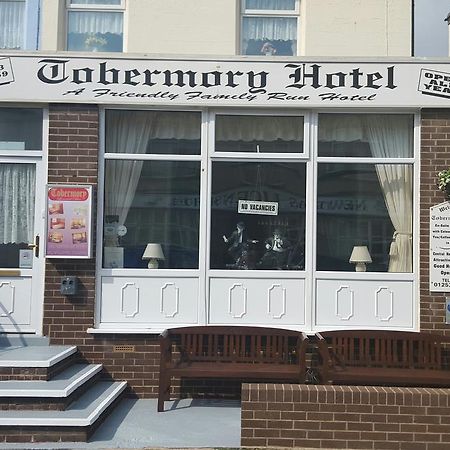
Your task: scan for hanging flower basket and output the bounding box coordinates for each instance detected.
[438,169,450,199]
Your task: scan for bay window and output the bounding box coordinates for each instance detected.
[67,0,124,52]
[241,0,299,56]
[97,108,417,331]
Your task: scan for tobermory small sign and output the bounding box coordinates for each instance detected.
[430,201,450,291]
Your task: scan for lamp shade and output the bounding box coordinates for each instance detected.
[142,243,165,261]
[349,246,372,263]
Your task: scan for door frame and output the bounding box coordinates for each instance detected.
[0,107,47,335]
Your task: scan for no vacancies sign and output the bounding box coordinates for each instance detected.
[0,54,450,107]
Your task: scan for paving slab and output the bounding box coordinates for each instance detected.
[0,398,241,449]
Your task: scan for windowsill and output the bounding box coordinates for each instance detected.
[87,327,164,335]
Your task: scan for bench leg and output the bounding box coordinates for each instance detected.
[157,372,171,412]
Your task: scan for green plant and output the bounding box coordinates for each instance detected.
[438,169,450,192]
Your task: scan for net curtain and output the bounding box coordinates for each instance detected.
[0,164,35,244]
[0,1,24,49]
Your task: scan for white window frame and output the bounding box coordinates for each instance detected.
[240,0,300,56]
[209,109,310,160]
[66,0,126,52]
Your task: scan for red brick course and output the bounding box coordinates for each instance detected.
[241,383,450,449]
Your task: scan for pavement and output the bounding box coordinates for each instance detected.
[0,398,241,449]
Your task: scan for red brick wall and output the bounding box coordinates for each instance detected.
[241,383,450,449]
[420,110,450,335]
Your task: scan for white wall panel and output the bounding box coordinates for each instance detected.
[315,278,414,329]
[100,276,198,325]
[209,277,306,327]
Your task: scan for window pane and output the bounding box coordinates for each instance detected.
[0,163,35,268]
[245,0,296,10]
[103,161,200,269]
[317,163,412,273]
[242,16,297,55]
[67,11,123,52]
[318,114,414,157]
[215,115,303,153]
[105,110,201,155]
[210,161,306,270]
[70,0,121,5]
[0,108,42,150]
[0,1,24,49]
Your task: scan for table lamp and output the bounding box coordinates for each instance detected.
[142,243,165,269]
[349,245,372,272]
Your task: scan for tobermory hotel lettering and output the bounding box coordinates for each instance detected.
[36,59,397,93]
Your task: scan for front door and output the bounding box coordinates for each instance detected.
[0,107,45,334]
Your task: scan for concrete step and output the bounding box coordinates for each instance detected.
[0,336,49,347]
[0,380,127,442]
[0,345,78,381]
[0,363,103,410]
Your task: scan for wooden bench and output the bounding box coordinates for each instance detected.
[315,330,450,387]
[158,326,309,412]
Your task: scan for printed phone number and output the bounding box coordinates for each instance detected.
[432,282,450,288]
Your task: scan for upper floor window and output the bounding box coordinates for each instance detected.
[0,0,40,50]
[67,0,124,52]
[241,0,298,56]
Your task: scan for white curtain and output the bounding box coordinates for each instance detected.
[364,116,413,273]
[216,115,303,142]
[243,16,297,41]
[0,164,35,244]
[245,0,296,10]
[70,0,121,5]
[0,1,24,49]
[68,11,122,34]
[104,112,156,226]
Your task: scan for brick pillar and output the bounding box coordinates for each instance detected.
[43,104,99,346]
[420,109,450,335]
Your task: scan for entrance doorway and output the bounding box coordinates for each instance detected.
[0,107,45,334]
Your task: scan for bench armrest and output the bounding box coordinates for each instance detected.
[159,329,172,370]
[296,332,309,382]
[315,333,347,382]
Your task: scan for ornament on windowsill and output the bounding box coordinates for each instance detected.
[84,34,107,52]
[437,168,450,199]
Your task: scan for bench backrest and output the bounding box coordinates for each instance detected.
[317,331,450,370]
[161,326,307,365]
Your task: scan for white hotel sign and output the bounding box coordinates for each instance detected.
[0,54,450,107]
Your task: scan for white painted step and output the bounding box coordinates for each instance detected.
[0,345,77,367]
[0,380,127,426]
[0,363,102,397]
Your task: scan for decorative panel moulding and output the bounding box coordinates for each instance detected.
[267,284,286,319]
[375,286,394,322]
[335,285,354,321]
[160,282,179,318]
[120,282,140,318]
[0,281,15,316]
[228,283,247,319]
